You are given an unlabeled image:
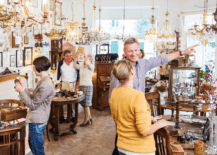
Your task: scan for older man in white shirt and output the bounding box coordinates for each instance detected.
[56,50,79,90]
[56,50,79,123]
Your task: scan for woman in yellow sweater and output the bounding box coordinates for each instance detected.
[109,60,167,155]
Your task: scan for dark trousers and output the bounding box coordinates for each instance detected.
[112,134,119,155]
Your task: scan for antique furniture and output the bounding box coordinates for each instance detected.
[154,128,171,155]
[168,66,200,102]
[50,39,63,70]
[49,95,85,141]
[162,115,208,154]
[145,92,161,116]
[0,122,26,155]
[92,62,114,110]
[0,100,27,122]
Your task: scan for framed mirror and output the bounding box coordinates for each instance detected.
[54,1,62,26]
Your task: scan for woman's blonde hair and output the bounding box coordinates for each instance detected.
[112,60,133,85]
[84,54,94,67]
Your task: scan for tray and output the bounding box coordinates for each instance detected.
[180,115,206,124]
[184,131,205,142]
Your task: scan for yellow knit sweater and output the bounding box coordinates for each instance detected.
[109,87,156,153]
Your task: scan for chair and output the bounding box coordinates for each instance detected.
[145,92,161,116]
[154,128,171,155]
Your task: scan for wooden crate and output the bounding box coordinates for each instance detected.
[170,144,184,155]
[1,106,27,122]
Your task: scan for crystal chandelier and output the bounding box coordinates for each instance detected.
[63,0,80,42]
[94,0,110,45]
[158,0,176,39]
[75,0,93,45]
[145,0,159,42]
[75,0,110,45]
[188,0,215,42]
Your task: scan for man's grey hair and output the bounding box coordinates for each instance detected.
[124,37,140,49]
[63,50,72,56]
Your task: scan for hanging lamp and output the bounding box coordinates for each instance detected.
[145,0,159,42]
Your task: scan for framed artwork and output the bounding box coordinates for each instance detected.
[16,50,23,67]
[0,52,2,67]
[50,0,54,11]
[96,44,110,54]
[54,1,62,26]
[23,47,33,66]
[10,55,16,67]
[24,35,29,44]
[12,32,21,48]
[78,53,84,62]
[31,0,38,7]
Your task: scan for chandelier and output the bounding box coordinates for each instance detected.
[158,0,176,39]
[94,0,110,45]
[63,0,80,42]
[145,0,159,42]
[188,0,215,42]
[74,0,110,45]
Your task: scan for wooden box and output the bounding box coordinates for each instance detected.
[170,144,184,155]
[1,106,27,122]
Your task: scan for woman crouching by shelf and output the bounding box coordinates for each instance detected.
[73,48,95,127]
[15,56,55,155]
[109,60,167,155]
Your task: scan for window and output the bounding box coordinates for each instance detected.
[111,41,118,54]
[96,20,154,37]
[112,20,115,27]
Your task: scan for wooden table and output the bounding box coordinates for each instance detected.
[162,115,210,155]
[49,95,85,141]
[0,122,26,155]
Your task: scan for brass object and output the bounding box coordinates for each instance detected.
[194,140,203,154]
[158,0,176,39]
[44,29,64,40]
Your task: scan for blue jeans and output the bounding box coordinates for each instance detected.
[29,122,47,155]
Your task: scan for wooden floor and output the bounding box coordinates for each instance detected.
[1,108,193,155]
[1,108,116,155]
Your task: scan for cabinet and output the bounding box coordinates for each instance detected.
[50,39,63,70]
[92,62,114,110]
[169,67,200,102]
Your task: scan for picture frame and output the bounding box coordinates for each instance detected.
[24,35,29,44]
[30,0,38,7]
[50,0,54,11]
[16,50,23,67]
[10,55,16,67]
[0,52,2,67]
[12,32,21,48]
[54,1,62,26]
[23,47,33,66]
[96,44,110,54]
[77,53,84,62]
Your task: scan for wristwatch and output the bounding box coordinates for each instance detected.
[179,51,183,56]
